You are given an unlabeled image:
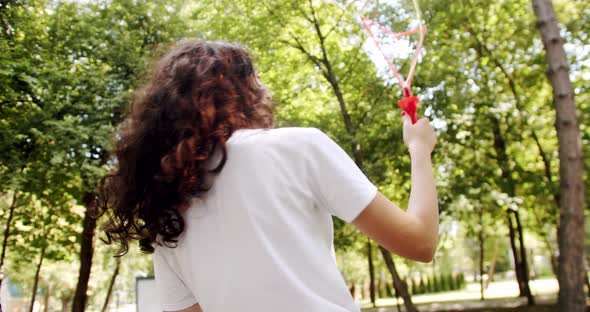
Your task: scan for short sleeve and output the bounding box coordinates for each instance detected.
[153,250,198,311]
[306,129,378,222]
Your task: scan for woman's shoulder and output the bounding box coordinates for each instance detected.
[267,127,325,138]
[228,127,326,145]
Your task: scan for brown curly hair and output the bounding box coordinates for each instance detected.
[98,40,273,255]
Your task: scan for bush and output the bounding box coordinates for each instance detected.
[449,273,456,290]
[440,274,448,291]
[432,275,440,292]
[439,274,448,291]
[386,283,393,297]
[405,273,466,295]
[402,279,410,292]
[406,273,465,294]
[456,272,466,289]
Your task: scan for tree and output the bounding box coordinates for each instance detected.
[261,1,419,309]
[1,1,188,310]
[10,2,190,310]
[3,0,586,310]
[100,257,121,312]
[532,0,587,310]
[196,0,419,309]
[415,1,575,305]
[0,0,50,293]
[0,192,19,291]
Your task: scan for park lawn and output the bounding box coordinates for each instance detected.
[361,299,558,312]
[360,278,558,310]
[437,306,557,312]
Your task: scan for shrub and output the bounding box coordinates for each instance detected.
[449,273,456,290]
[432,275,440,292]
[456,272,466,289]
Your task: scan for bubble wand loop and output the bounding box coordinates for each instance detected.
[359,0,427,124]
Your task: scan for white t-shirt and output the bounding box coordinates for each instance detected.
[153,127,377,312]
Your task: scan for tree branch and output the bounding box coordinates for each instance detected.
[357,84,388,128]
[531,130,559,205]
[278,38,328,78]
[469,25,558,206]
[262,0,328,78]
[337,44,364,85]
[308,0,325,42]
[324,10,346,39]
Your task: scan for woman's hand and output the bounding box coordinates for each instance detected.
[403,116,436,155]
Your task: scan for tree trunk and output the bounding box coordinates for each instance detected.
[101,257,121,312]
[532,1,586,311]
[585,257,590,298]
[492,118,534,304]
[531,207,559,276]
[390,274,402,312]
[29,245,46,312]
[394,284,402,312]
[385,272,391,299]
[386,281,392,297]
[361,280,366,299]
[380,247,419,312]
[367,239,376,307]
[478,207,485,301]
[485,240,499,289]
[507,213,525,294]
[0,192,17,292]
[514,210,535,305]
[507,210,535,305]
[507,212,535,304]
[531,133,560,277]
[72,192,98,312]
[44,283,51,312]
[61,294,72,312]
[376,270,383,298]
[550,252,558,277]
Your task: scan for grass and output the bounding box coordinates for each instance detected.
[435,306,558,312]
[361,299,559,312]
[360,278,560,311]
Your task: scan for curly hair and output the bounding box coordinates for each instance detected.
[98,40,273,255]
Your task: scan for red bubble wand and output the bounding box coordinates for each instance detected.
[359,4,426,124]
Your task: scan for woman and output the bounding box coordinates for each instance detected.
[99,40,438,312]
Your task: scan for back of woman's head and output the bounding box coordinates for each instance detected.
[99,40,273,254]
